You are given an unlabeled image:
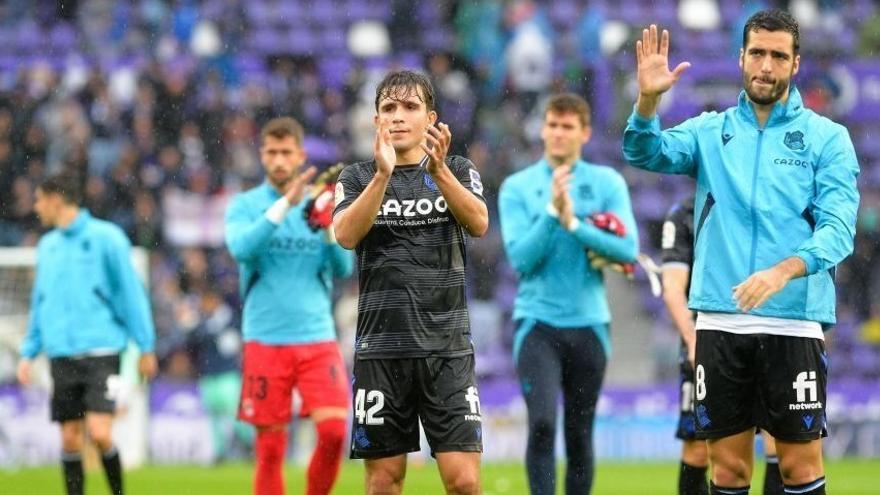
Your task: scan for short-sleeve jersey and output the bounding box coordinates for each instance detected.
[333,156,486,359]
[661,196,695,269]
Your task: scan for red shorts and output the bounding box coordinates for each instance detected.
[238,341,350,426]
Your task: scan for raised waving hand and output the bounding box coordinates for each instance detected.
[636,25,690,116]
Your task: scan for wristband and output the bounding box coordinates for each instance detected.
[265,197,292,224]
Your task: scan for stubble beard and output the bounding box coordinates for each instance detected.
[743,72,790,106]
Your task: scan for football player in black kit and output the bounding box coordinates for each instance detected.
[333,70,488,495]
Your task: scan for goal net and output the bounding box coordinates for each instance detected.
[0,246,150,468]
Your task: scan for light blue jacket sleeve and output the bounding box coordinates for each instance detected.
[325,242,354,278]
[794,126,860,275]
[622,110,699,176]
[19,259,43,359]
[498,179,560,275]
[107,231,156,353]
[225,196,278,262]
[569,173,639,262]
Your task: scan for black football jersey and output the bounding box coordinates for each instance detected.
[334,155,486,359]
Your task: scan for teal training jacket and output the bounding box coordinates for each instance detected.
[499,158,639,355]
[20,210,155,359]
[225,181,353,345]
[623,87,859,324]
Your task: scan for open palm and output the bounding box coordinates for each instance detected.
[374,119,396,176]
[636,24,690,97]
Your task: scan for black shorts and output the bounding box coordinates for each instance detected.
[676,347,698,440]
[349,355,483,459]
[694,330,827,442]
[50,355,121,422]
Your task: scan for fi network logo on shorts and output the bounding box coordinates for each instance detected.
[464,386,482,422]
[789,371,822,411]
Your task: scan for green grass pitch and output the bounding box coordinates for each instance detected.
[2,459,879,494]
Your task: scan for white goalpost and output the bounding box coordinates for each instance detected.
[0,246,150,469]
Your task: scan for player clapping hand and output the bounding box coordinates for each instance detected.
[283,165,317,206]
[422,122,451,176]
[374,118,395,178]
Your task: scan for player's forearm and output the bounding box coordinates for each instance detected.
[333,173,390,249]
[663,291,696,347]
[636,92,662,119]
[432,167,488,237]
[503,213,558,275]
[570,225,639,262]
[225,217,278,261]
[771,256,807,283]
[623,114,696,176]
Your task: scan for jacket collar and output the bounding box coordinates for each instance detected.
[261,180,282,200]
[540,158,586,175]
[60,209,90,236]
[736,85,804,128]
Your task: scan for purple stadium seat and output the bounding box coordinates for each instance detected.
[303,136,341,164]
[244,2,271,26]
[319,27,347,54]
[396,51,422,70]
[287,28,317,56]
[417,3,443,24]
[318,57,352,89]
[49,23,77,52]
[249,29,285,55]
[308,1,337,26]
[16,22,45,54]
[345,0,391,22]
[277,1,304,26]
[421,27,454,52]
[549,0,579,29]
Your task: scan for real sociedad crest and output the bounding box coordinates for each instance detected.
[784,130,805,151]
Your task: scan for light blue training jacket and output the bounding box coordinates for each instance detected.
[20,210,155,359]
[623,87,859,325]
[225,181,353,345]
[499,158,639,356]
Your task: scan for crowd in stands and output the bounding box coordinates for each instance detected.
[1,0,879,383]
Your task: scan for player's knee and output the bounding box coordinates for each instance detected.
[90,432,114,451]
[316,419,346,447]
[711,457,751,486]
[682,440,709,466]
[86,425,113,450]
[443,470,480,495]
[778,456,822,485]
[365,470,405,494]
[529,416,555,442]
[61,434,82,452]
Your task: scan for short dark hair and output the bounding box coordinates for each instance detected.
[38,172,82,205]
[545,93,591,127]
[374,70,436,113]
[743,9,800,54]
[260,117,304,146]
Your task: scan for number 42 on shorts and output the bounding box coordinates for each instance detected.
[354,389,385,425]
